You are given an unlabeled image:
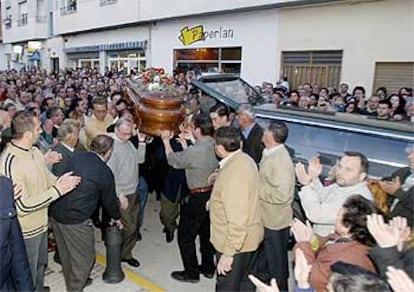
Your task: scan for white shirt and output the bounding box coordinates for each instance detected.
[219,150,241,169]
[299,180,373,236]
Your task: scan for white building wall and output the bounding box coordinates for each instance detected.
[278,0,414,95]
[44,36,65,71]
[138,0,299,21]
[63,26,150,48]
[1,0,48,43]
[54,0,140,35]
[54,0,315,35]
[151,9,279,86]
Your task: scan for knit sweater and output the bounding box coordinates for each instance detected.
[84,114,113,147]
[107,138,146,197]
[0,142,60,239]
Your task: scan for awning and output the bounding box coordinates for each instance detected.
[64,40,148,53]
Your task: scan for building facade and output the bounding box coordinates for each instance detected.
[1,0,413,94]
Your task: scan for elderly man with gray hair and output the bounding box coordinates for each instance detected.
[237,104,264,164]
[51,120,81,176]
[107,118,146,268]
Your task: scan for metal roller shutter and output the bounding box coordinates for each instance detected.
[373,62,414,95]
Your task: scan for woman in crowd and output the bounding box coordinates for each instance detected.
[291,195,380,292]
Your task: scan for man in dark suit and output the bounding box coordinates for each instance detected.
[50,135,122,291]
[238,105,264,164]
[0,175,34,291]
[380,144,414,227]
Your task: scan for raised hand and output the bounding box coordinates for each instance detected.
[160,130,173,142]
[44,149,62,166]
[291,219,314,243]
[308,157,322,180]
[176,137,188,150]
[294,248,312,289]
[295,162,312,186]
[389,216,411,252]
[366,214,399,248]
[386,266,414,292]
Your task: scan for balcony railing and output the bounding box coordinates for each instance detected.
[4,17,12,29]
[17,13,28,27]
[99,0,117,6]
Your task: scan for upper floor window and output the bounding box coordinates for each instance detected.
[60,0,77,15]
[99,0,117,7]
[4,7,12,29]
[17,13,28,26]
[17,1,28,27]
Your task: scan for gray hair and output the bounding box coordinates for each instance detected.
[57,122,78,141]
[238,104,256,120]
[114,117,132,130]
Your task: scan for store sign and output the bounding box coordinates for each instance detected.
[178,25,234,46]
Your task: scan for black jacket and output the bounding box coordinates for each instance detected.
[0,176,34,291]
[50,152,121,224]
[242,123,264,165]
[369,246,414,280]
[385,167,414,227]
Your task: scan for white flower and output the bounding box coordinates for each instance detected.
[153,76,161,83]
[148,83,160,91]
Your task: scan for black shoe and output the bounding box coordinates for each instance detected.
[39,286,50,292]
[199,265,215,279]
[171,271,199,283]
[121,258,140,267]
[165,230,174,243]
[136,231,142,241]
[53,252,61,265]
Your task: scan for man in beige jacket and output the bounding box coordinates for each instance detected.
[210,126,264,291]
[258,121,295,291]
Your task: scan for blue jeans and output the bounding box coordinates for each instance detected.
[137,176,148,228]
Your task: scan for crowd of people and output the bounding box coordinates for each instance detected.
[0,66,413,292]
[257,79,414,122]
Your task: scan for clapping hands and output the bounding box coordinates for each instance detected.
[295,157,322,186]
[55,171,81,195]
[291,218,314,243]
[367,214,410,251]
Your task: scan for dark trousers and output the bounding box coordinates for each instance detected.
[51,217,95,292]
[120,193,140,259]
[160,193,180,232]
[177,191,215,277]
[24,231,48,291]
[262,227,290,292]
[216,251,257,292]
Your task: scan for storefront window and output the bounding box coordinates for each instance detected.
[108,51,146,73]
[174,47,242,75]
[78,58,99,69]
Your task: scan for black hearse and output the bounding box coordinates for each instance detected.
[191,74,414,179]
